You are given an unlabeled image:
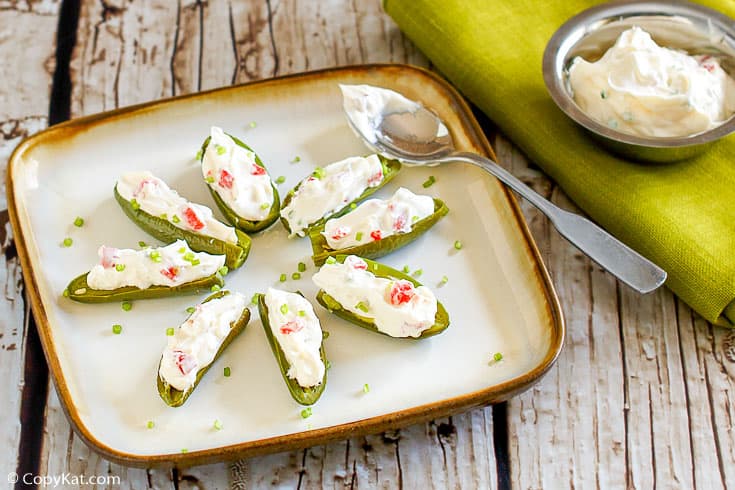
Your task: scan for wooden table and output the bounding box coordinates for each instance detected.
[2,1,734,488]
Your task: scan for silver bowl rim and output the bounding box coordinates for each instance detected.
[542,0,735,149]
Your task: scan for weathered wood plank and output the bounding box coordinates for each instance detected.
[0,0,59,481]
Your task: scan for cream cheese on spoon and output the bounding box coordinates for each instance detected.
[568,26,735,138]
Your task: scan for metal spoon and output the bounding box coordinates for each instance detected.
[344,103,667,294]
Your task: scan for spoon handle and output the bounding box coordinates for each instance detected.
[448,152,667,294]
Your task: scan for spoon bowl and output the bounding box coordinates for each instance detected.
[342,87,667,294]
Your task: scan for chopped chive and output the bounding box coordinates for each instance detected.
[186,306,196,314]
[130,199,140,210]
[292,272,301,280]
[210,284,221,292]
[279,273,287,282]
[600,89,607,99]
[402,265,410,273]
[205,176,215,183]
[181,449,188,454]
[191,259,200,266]
[147,420,155,429]
[115,264,126,272]
[73,216,84,227]
[260,202,271,210]
[493,352,504,362]
[355,301,369,313]
[149,250,162,262]
[178,247,186,254]
[439,275,449,286]
[291,156,301,163]
[275,176,286,184]
[350,202,357,209]
[355,231,363,241]
[213,419,223,430]
[300,407,312,419]
[322,330,330,339]
[251,293,259,305]
[62,288,70,298]
[138,241,147,247]
[298,262,306,272]
[363,383,370,393]
[224,366,231,377]
[249,121,257,128]
[422,175,436,188]
[172,215,180,223]
[312,167,326,179]
[298,310,306,317]
[122,301,132,311]
[183,252,195,261]
[62,237,73,247]
[218,266,229,276]
[412,269,423,277]
[454,240,463,250]
[326,360,332,370]
[280,304,289,314]
[216,144,226,155]
[166,327,175,336]
[411,215,419,223]
[112,324,122,335]
[326,257,337,265]
[160,213,168,220]
[195,149,203,161]
[371,263,378,271]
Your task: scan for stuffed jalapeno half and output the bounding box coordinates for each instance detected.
[312,255,449,339]
[280,154,400,237]
[310,187,448,266]
[157,290,250,407]
[66,240,226,303]
[115,171,251,269]
[199,126,280,233]
[257,288,327,405]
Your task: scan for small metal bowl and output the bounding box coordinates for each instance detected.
[543,0,735,163]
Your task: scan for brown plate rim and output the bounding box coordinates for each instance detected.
[6,63,565,468]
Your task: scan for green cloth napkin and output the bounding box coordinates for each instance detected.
[385,0,735,326]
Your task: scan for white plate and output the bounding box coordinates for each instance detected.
[8,65,563,466]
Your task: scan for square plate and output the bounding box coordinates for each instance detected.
[8,65,563,466]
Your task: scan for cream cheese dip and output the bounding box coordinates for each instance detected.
[116,171,237,244]
[87,240,224,290]
[159,291,247,391]
[568,26,735,138]
[340,84,421,143]
[264,288,325,388]
[322,187,434,249]
[312,255,437,338]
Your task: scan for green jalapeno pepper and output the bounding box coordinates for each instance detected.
[309,197,449,266]
[66,269,225,303]
[256,291,327,405]
[199,134,281,233]
[114,187,251,270]
[157,290,250,407]
[280,156,401,236]
[315,255,450,339]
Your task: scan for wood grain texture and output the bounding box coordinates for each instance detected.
[0,0,59,481]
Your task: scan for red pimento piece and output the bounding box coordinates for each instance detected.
[347,257,368,270]
[370,230,382,241]
[703,63,715,73]
[183,207,205,230]
[173,350,197,376]
[367,170,383,186]
[100,246,120,268]
[160,266,179,280]
[134,178,157,197]
[219,169,234,189]
[331,226,350,241]
[251,164,266,176]
[280,320,304,335]
[388,280,415,306]
[393,214,407,232]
